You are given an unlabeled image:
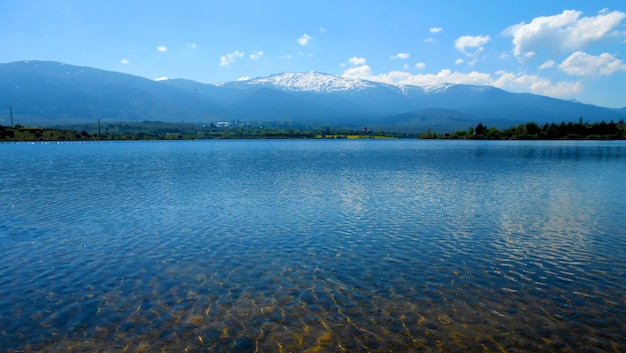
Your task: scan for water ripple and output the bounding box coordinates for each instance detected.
[1,140,625,352]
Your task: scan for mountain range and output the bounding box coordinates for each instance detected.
[1,60,625,131]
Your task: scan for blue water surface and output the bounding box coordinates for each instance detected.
[1,140,625,352]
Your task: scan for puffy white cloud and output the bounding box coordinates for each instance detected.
[154,76,168,81]
[237,76,250,81]
[156,46,167,52]
[429,27,442,34]
[454,58,464,65]
[539,81,584,97]
[503,9,626,58]
[454,35,490,57]
[348,56,366,65]
[120,59,129,64]
[250,50,263,60]
[569,10,625,46]
[342,66,582,98]
[298,34,312,46]
[493,71,582,97]
[343,67,491,86]
[220,50,244,67]
[390,53,410,60]
[559,51,626,76]
[407,69,493,86]
[415,62,426,69]
[342,64,372,77]
[539,60,555,69]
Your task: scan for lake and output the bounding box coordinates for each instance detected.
[1,140,625,352]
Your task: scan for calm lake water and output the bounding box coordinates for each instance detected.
[1,140,625,352]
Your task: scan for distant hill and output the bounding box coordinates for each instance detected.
[0,61,228,125]
[2,60,625,131]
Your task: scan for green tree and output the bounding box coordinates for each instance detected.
[525,122,540,136]
[487,127,500,139]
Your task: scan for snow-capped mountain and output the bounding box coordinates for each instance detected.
[218,72,500,101]
[218,71,390,93]
[2,60,625,131]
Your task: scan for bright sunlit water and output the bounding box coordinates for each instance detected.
[1,140,625,352]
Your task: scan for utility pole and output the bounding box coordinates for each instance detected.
[9,106,14,126]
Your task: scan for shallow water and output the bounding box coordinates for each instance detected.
[1,140,625,352]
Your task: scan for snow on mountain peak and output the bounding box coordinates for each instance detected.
[215,70,487,95]
[244,71,379,93]
[422,83,455,93]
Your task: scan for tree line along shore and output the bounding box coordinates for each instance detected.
[1,118,624,141]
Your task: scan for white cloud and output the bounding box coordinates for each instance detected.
[342,64,372,77]
[539,60,555,69]
[120,59,129,64]
[237,76,250,81]
[342,66,582,98]
[424,38,434,43]
[415,62,426,69]
[430,27,442,34]
[220,50,244,67]
[319,27,326,32]
[493,71,582,97]
[343,66,491,86]
[503,9,626,58]
[283,54,292,59]
[364,69,491,87]
[154,76,168,81]
[298,34,312,46]
[156,46,167,52]
[187,42,197,49]
[390,53,410,60]
[348,56,366,65]
[454,35,490,57]
[455,58,464,65]
[250,50,263,60]
[559,51,626,76]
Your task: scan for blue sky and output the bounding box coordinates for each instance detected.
[2,0,625,107]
